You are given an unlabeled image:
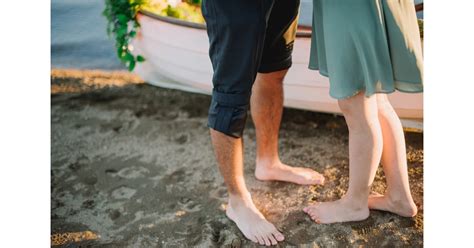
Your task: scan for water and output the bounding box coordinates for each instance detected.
[51,0,124,70]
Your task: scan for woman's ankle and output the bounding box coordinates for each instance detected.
[342,192,370,209]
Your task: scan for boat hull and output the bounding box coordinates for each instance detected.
[132,13,423,130]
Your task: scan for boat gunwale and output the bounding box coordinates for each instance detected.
[138,10,312,37]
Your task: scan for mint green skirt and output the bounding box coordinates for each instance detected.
[309,0,423,99]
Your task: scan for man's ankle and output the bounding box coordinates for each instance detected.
[255,157,280,168]
[228,191,252,205]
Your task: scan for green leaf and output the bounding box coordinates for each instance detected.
[136,55,145,62]
[124,52,134,62]
[117,46,126,58]
[116,26,128,37]
[103,0,145,71]
[128,60,136,71]
[117,14,128,24]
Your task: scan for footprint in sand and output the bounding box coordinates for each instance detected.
[201,221,227,244]
[178,196,202,213]
[117,166,150,179]
[208,187,227,201]
[111,186,137,200]
[174,134,188,144]
[69,155,91,171]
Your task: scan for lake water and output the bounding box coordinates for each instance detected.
[51,0,124,70]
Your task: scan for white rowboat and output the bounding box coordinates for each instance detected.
[132,11,423,130]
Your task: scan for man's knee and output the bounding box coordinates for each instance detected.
[257,69,289,84]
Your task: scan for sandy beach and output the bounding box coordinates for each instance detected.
[51,69,423,247]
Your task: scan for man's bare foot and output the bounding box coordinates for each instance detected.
[368,193,418,217]
[255,160,325,185]
[226,194,285,246]
[303,197,370,224]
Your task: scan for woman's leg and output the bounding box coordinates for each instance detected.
[368,94,417,217]
[304,92,383,223]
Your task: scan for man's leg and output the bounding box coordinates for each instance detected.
[210,130,284,246]
[202,0,287,244]
[251,70,325,185]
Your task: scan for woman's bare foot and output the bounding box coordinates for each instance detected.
[303,197,370,224]
[226,194,285,246]
[368,193,418,217]
[255,160,325,185]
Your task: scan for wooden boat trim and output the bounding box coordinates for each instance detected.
[140,1,422,34]
[139,10,312,37]
[415,3,423,12]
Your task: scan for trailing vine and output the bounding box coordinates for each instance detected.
[103,0,146,71]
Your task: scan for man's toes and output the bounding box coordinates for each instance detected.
[267,233,278,245]
[256,235,266,246]
[318,175,325,185]
[269,226,284,242]
[262,234,272,246]
[273,231,284,241]
[248,235,259,244]
[257,231,271,246]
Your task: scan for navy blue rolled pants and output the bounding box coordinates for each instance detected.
[202,0,300,138]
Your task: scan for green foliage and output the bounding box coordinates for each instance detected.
[166,5,181,19]
[418,19,424,39]
[103,0,146,71]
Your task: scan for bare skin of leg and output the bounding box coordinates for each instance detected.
[304,92,383,223]
[251,70,325,185]
[210,129,284,246]
[368,94,417,217]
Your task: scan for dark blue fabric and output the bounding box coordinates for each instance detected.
[202,0,299,138]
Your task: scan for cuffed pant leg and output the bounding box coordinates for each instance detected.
[207,90,251,138]
[202,0,274,138]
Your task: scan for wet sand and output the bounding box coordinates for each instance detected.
[51,69,423,247]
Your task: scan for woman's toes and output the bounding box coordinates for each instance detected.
[308,207,317,215]
[311,214,320,223]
